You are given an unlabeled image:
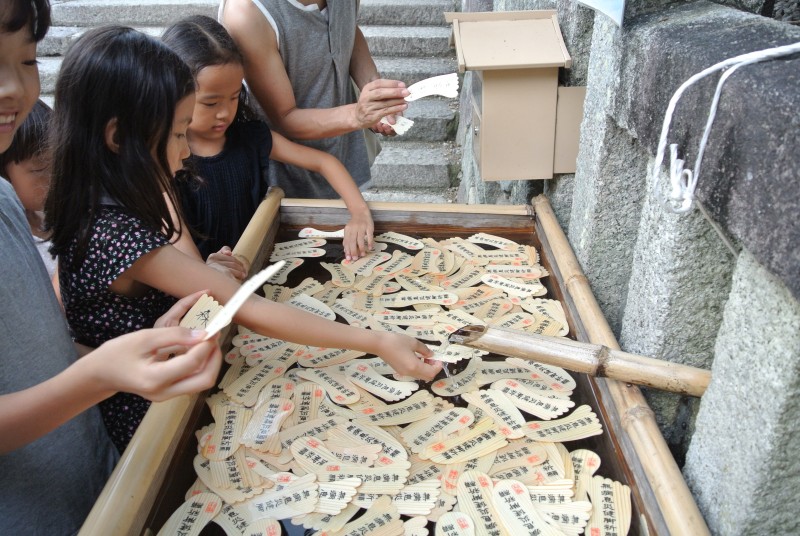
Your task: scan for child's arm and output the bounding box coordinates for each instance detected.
[124,245,442,380]
[0,327,221,454]
[270,132,374,261]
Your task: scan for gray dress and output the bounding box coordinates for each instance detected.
[0,180,118,534]
[248,0,372,198]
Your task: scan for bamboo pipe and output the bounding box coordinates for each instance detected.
[532,194,711,536]
[449,325,711,397]
[233,187,285,270]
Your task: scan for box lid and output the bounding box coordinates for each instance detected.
[446,11,571,72]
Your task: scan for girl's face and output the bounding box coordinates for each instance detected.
[4,154,50,212]
[167,94,196,175]
[189,63,245,144]
[0,26,41,153]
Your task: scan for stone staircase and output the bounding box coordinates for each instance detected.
[40,0,461,203]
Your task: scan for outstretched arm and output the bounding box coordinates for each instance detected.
[0,327,221,454]
[270,132,374,260]
[125,245,443,381]
[221,0,408,140]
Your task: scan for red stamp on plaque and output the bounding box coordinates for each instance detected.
[459,415,471,424]
[308,439,320,448]
[278,474,291,483]
[357,365,368,372]
[362,408,375,414]
[206,502,218,513]
[458,518,469,529]
[478,476,489,487]
[431,443,445,452]
[315,389,323,397]
[326,465,340,472]
[283,403,292,411]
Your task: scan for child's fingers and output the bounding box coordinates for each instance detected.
[145,341,222,401]
[413,359,442,381]
[155,290,211,328]
[413,339,434,358]
[133,326,207,353]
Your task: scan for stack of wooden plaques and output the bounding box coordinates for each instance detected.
[163,230,632,536]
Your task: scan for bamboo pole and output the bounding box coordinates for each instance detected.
[532,194,711,535]
[234,187,285,268]
[80,189,285,536]
[450,325,711,397]
[280,197,532,216]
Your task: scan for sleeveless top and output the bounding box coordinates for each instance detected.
[236,0,371,197]
[180,120,273,259]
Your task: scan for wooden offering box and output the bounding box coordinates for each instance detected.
[80,191,709,536]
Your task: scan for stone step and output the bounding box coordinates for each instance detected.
[361,25,453,58]
[52,0,457,28]
[50,0,216,28]
[402,99,457,142]
[40,23,453,61]
[373,56,458,86]
[363,187,458,204]
[359,0,457,27]
[370,140,460,190]
[38,55,457,96]
[39,26,162,57]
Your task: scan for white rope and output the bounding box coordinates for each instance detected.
[652,41,800,214]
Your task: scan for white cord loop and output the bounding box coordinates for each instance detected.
[653,41,800,214]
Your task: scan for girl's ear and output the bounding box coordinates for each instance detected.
[104,118,120,153]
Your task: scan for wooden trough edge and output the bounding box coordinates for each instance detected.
[532,194,710,536]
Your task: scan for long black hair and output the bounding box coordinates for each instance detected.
[1,0,51,41]
[45,26,195,265]
[0,99,52,174]
[161,14,257,124]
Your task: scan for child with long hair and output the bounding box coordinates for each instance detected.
[162,15,374,262]
[1,1,222,531]
[46,25,441,452]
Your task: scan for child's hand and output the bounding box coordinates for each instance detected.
[154,290,210,328]
[343,208,375,261]
[87,328,222,402]
[207,246,250,281]
[375,332,442,381]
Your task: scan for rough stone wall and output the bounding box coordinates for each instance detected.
[455,0,800,532]
[683,249,800,535]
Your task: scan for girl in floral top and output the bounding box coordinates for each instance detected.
[46,26,441,452]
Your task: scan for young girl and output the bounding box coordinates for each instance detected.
[46,26,441,452]
[2,2,221,531]
[0,99,55,276]
[162,15,374,262]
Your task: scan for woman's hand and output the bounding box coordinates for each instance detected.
[374,332,442,381]
[343,207,375,261]
[85,327,222,402]
[207,246,250,281]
